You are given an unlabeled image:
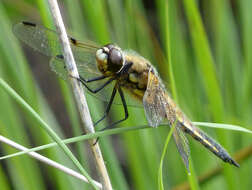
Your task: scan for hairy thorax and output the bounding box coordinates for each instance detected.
[118,54,151,101]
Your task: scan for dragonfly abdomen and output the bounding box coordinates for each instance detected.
[181,122,239,167]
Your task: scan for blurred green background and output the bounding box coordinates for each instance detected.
[0,0,251,189]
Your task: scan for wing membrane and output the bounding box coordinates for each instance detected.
[143,68,166,127]
[143,67,190,171]
[172,122,190,172]
[13,22,99,57]
[14,22,141,107]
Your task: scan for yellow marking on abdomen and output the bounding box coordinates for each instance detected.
[202,139,219,152]
[193,129,219,153]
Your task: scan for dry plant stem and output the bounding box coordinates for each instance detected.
[172,146,252,190]
[0,135,102,189]
[47,0,112,189]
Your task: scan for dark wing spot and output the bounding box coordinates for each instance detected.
[55,55,66,69]
[56,54,64,59]
[70,37,77,45]
[22,21,36,27]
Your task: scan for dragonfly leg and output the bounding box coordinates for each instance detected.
[105,86,128,128]
[95,86,129,128]
[93,86,128,145]
[76,76,115,94]
[79,75,107,83]
[94,85,117,126]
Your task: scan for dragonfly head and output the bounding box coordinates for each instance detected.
[96,44,124,75]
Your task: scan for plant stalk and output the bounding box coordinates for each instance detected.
[47,0,113,189]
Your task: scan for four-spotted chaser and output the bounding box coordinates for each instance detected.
[13,21,239,171]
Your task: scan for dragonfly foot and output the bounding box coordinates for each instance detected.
[93,138,99,146]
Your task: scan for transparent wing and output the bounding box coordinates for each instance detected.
[50,52,101,80]
[13,22,102,81]
[13,21,99,57]
[143,67,167,127]
[13,22,142,107]
[143,67,190,171]
[163,95,191,172]
[172,122,190,172]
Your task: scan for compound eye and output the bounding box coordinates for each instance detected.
[108,48,123,66]
[105,43,114,50]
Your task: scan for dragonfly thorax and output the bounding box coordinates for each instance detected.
[96,44,124,76]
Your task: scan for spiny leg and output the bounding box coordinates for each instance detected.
[100,86,128,130]
[77,76,116,94]
[94,85,117,126]
[95,86,129,129]
[80,61,131,125]
[94,86,129,128]
[92,85,117,145]
[79,75,106,83]
[74,74,119,146]
[93,86,128,145]
[95,61,131,127]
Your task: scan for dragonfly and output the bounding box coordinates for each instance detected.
[13,21,239,171]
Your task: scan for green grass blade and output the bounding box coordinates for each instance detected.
[187,158,200,190]
[209,0,242,118]
[182,0,224,120]
[0,78,99,190]
[0,160,11,190]
[182,0,238,189]
[239,0,252,117]
[158,122,176,190]
[2,120,250,161]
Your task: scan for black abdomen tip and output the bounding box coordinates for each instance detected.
[22,21,36,27]
[229,159,240,168]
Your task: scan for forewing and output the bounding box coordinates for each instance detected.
[14,22,64,56]
[142,65,190,171]
[50,52,100,80]
[13,22,99,57]
[143,68,166,127]
[13,22,142,107]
